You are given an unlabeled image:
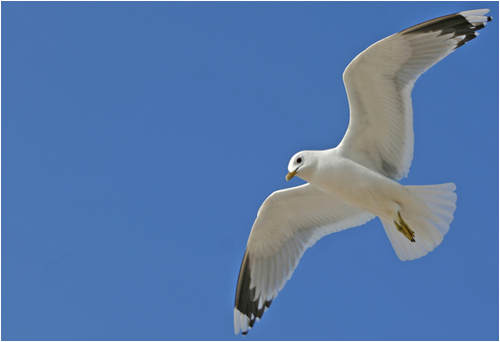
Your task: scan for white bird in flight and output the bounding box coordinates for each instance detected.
[234,9,492,335]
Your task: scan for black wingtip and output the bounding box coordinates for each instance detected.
[235,250,274,335]
[399,10,491,52]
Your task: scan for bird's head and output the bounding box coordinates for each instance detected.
[286,151,318,181]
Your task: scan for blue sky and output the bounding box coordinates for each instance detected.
[2,1,498,340]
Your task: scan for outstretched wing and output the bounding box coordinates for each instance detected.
[234,183,374,335]
[338,9,492,180]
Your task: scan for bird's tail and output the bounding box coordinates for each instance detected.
[381,183,457,261]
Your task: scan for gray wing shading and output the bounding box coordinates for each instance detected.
[234,183,375,335]
[338,9,492,180]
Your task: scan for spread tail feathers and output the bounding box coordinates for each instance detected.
[382,183,457,261]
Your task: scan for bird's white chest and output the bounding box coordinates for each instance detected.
[307,157,402,218]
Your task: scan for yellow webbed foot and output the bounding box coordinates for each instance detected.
[394,211,415,242]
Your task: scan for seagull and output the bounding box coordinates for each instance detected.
[234,9,492,335]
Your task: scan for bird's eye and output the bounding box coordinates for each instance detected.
[296,157,302,164]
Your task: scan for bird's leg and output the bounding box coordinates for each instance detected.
[394,211,415,242]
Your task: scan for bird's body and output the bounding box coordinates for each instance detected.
[301,149,405,220]
[291,148,445,247]
[234,9,492,335]
[295,148,430,226]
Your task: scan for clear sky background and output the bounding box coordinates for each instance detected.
[2,1,498,340]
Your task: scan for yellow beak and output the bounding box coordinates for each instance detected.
[286,168,298,181]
